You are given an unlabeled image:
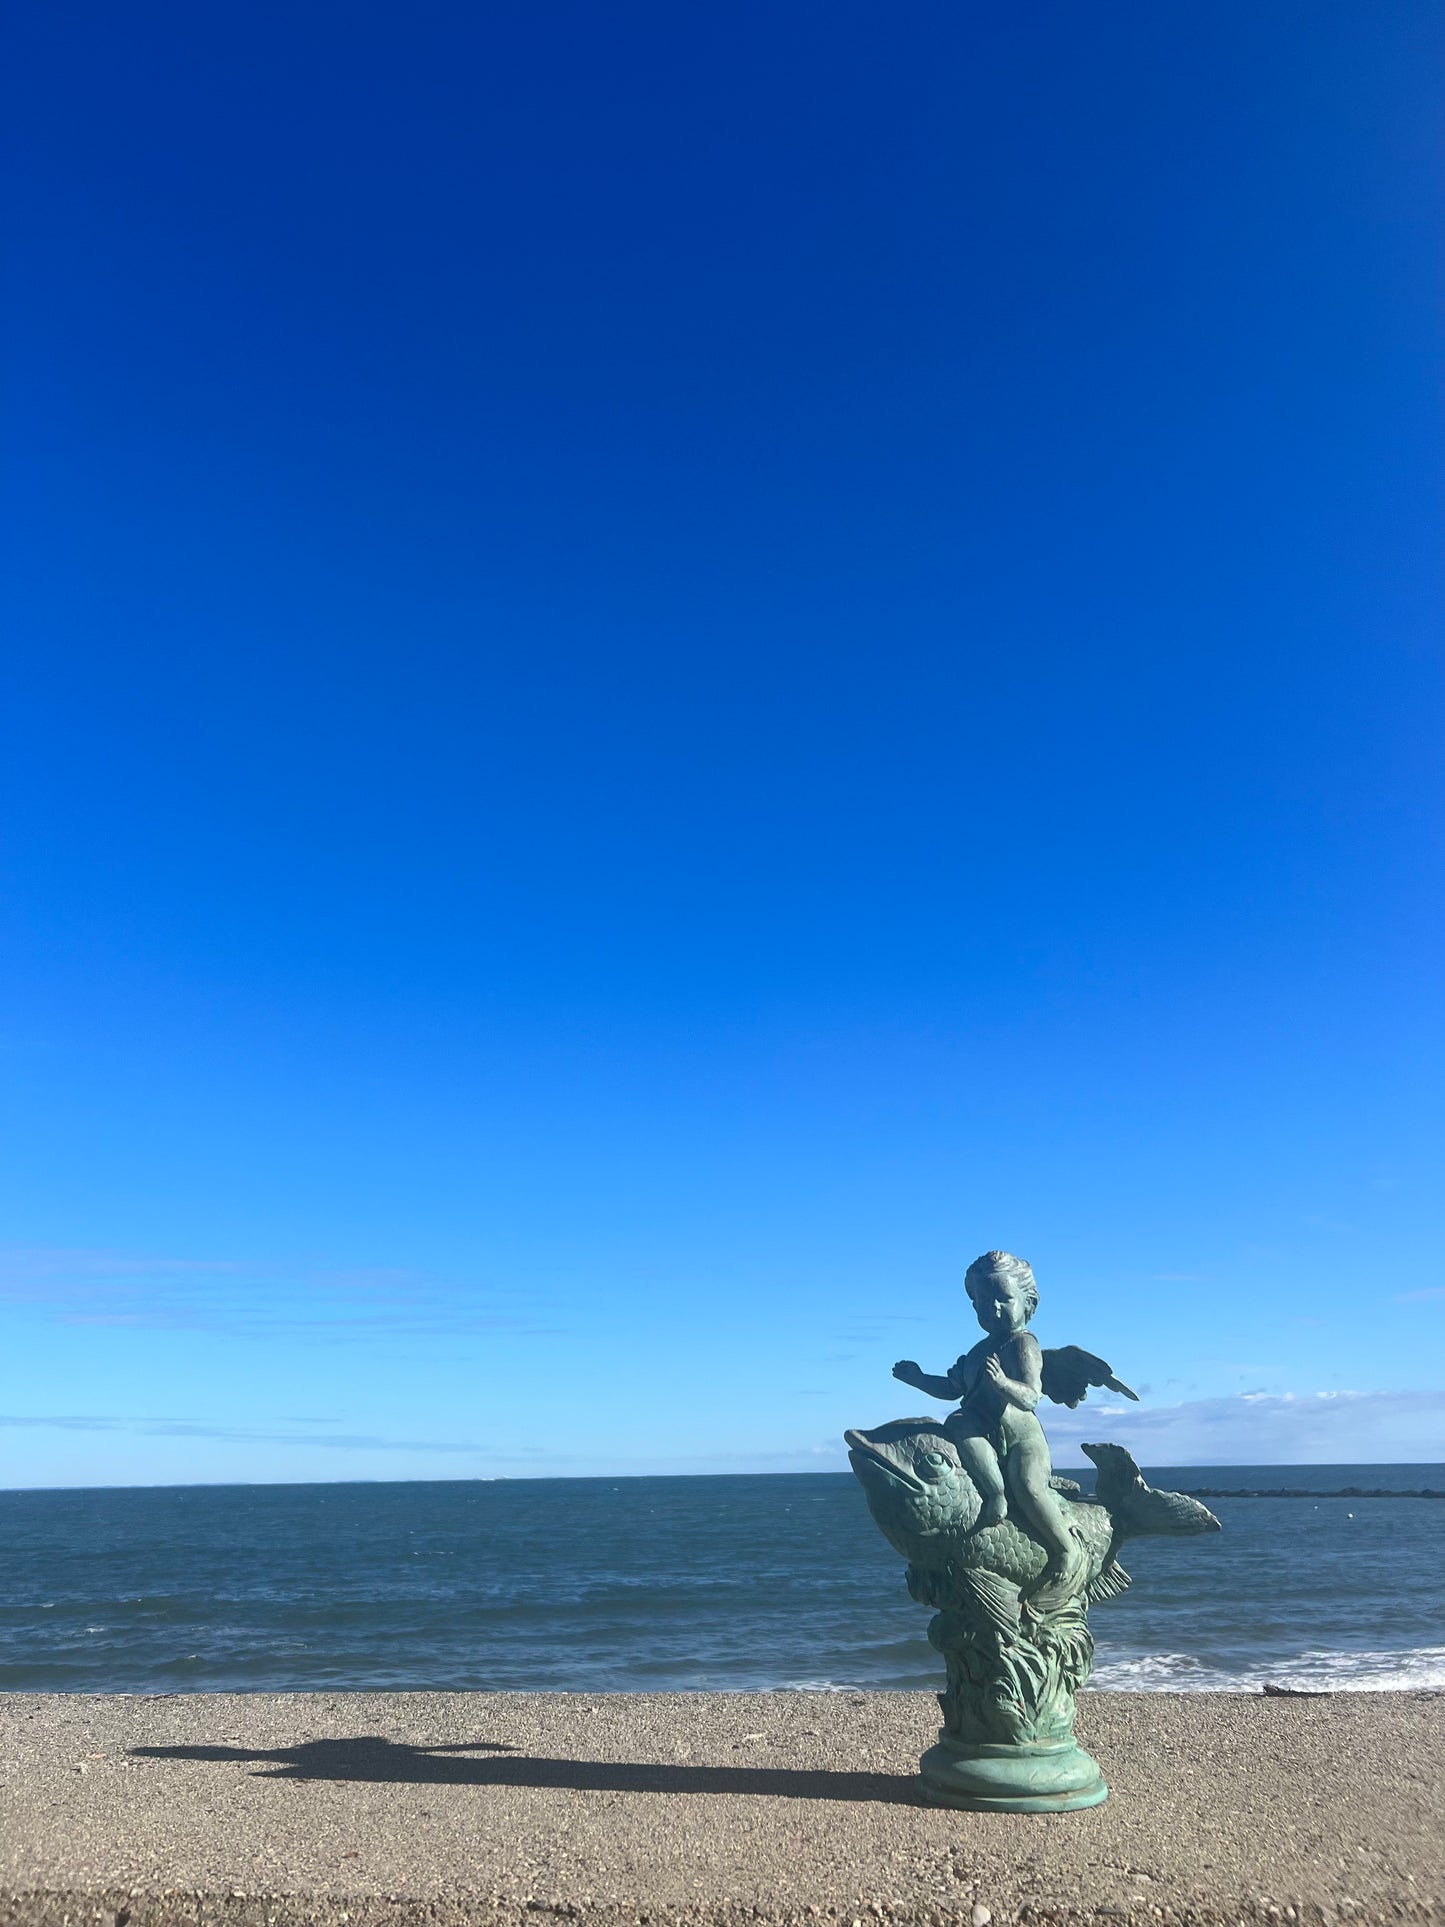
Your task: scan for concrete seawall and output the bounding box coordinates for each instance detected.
[1,1691,1440,1927]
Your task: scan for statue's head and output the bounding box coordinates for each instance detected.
[965,1250,1039,1336]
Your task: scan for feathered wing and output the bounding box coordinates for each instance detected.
[1040,1344,1140,1409]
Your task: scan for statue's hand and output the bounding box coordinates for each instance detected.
[892,1359,921,1384]
[984,1355,1007,1387]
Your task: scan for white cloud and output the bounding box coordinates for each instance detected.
[1042,1387,1445,1465]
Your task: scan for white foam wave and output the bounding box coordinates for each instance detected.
[1088,1644,1445,1693]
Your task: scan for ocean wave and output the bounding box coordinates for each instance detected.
[4,1471,1441,1694]
[1087,1644,1445,1693]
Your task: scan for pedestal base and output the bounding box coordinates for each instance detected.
[919,1734,1109,1812]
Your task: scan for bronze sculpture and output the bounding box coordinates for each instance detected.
[849,1251,1220,1811]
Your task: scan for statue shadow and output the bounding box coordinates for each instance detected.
[129,1735,917,1805]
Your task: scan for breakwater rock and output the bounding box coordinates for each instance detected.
[1183,1485,1444,1499]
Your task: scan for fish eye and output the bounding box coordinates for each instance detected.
[922,1450,948,1467]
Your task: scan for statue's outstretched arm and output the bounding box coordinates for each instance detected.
[892,1360,961,1401]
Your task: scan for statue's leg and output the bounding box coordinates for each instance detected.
[1005,1433,1086,1603]
[950,1430,1008,1528]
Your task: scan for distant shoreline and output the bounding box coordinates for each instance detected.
[2,1460,1443,1495]
[1179,1485,1445,1498]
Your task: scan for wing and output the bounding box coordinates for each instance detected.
[1040,1344,1140,1409]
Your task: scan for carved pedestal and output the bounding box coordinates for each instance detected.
[908,1566,1107,1812]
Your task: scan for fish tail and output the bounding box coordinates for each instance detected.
[1082,1442,1222,1540]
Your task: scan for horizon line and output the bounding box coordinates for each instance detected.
[3,1456,1444,1497]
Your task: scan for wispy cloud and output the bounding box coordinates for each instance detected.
[0,1246,554,1341]
[0,1412,860,1477]
[0,1416,882,1485]
[0,1411,593,1463]
[4,1391,1442,1485]
[1394,1287,1445,1305]
[0,1413,486,1452]
[1043,1387,1445,1464]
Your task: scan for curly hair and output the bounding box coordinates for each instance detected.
[964,1249,1040,1319]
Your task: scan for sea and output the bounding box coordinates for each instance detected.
[1,1465,1441,1696]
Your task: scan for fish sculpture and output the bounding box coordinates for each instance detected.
[847,1419,1221,1809]
[846,1419,1220,1607]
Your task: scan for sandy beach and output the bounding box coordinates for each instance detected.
[0,1691,1439,1927]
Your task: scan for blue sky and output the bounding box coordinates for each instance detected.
[3,1,1442,1486]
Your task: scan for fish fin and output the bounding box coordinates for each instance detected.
[1049,1475,1083,1495]
[952,1563,1022,1634]
[1084,1560,1132,1603]
[906,1564,954,1611]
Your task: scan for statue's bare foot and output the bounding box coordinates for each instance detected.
[977,1493,1008,1530]
[1027,1538,1086,1609]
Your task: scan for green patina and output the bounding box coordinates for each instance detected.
[847,1250,1221,1813]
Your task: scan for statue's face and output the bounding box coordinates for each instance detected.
[971,1271,1031,1335]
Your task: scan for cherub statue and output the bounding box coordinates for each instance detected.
[891,1250,1138,1604]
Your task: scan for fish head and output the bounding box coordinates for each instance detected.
[845,1417,980,1568]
